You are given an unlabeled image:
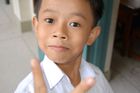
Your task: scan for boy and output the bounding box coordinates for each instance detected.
[15,0,114,93]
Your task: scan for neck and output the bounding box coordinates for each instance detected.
[57,57,81,87]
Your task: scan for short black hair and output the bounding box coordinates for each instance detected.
[33,0,104,25]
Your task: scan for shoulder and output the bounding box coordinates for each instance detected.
[83,62,114,93]
[14,72,34,93]
[82,61,103,76]
[81,60,106,81]
[85,62,108,83]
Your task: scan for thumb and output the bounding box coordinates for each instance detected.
[72,77,96,93]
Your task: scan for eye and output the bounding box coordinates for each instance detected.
[69,22,80,27]
[44,18,54,24]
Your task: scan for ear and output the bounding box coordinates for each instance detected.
[32,16,38,32]
[86,26,101,45]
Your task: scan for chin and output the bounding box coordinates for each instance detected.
[47,54,69,64]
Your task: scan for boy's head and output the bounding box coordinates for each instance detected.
[33,0,104,25]
[32,0,104,64]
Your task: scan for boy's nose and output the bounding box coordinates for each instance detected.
[52,33,67,40]
[52,27,68,40]
[52,23,68,40]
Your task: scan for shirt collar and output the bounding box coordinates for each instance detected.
[40,55,96,89]
[41,55,64,89]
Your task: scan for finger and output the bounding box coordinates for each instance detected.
[31,59,47,93]
[72,77,95,93]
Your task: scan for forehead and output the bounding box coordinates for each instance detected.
[40,0,89,7]
[39,0,93,19]
[40,0,90,11]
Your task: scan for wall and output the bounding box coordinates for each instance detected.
[12,0,34,32]
[104,0,120,77]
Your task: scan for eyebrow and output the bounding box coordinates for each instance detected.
[42,9,87,20]
[70,12,87,20]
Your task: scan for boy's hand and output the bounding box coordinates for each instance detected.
[31,59,47,93]
[31,59,95,93]
[71,77,95,93]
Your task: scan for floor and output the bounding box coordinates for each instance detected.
[0,1,140,93]
[110,50,140,93]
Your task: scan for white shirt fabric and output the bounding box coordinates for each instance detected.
[15,55,114,93]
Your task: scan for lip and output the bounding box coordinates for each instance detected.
[48,45,69,52]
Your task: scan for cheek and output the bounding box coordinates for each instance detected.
[36,25,49,40]
[36,27,48,48]
[37,31,46,43]
[71,34,88,51]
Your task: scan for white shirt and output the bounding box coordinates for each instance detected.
[15,55,114,93]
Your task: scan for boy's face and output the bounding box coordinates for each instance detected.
[33,0,100,64]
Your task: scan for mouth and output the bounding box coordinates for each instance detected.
[48,45,69,52]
